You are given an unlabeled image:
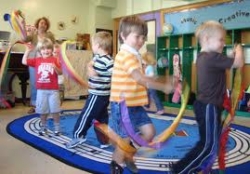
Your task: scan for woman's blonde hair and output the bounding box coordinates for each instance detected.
[195,20,226,44]
[142,52,156,65]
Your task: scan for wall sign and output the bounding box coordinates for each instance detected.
[164,0,250,34]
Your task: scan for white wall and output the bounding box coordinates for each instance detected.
[0,0,116,52]
[95,7,114,31]
[0,0,210,43]
[112,0,209,18]
[0,0,90,40]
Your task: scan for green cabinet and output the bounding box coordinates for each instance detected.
[156,28,250,107]
[156,33,196,104]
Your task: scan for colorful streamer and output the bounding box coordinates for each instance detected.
[94,82,189,153]
[222,68,243,130]
[60,41,88,87]
[219,68,243,172]
[93,121,137,154]
[4,10,27,40]
[149,82,189,146]
[0,41,27,88]
[0,45,12,109]
[0,46,12,89]
[0,41,26,108]
[121,81,190,149]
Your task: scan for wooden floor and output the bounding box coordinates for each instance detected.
[0,99,249,174]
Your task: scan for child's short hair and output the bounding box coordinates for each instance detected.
[92,31,112,54]
[38,38,54,51]
[195,20,226,44]
[118,15,148,44]
[142,52,156,65]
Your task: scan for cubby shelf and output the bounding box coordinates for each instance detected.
[156,28,250,116]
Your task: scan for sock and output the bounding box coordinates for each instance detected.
[40,123,47,131]
[54,122,60,132]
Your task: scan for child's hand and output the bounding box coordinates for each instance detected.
[25,43,34,52]
[52,63,62,75]
[163,76,176,94]
[51,63,56,69]
[234,43,243,55]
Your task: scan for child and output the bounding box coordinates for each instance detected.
[65,31,113,148]
[109,15,174,174]
[142,52,165,115]
[22,38,62,136]
[24,17,56,114]
[171,20,244,173]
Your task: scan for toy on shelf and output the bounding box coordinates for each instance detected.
[172,54,182,103]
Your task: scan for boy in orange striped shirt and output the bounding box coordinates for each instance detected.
[109,15,174,174]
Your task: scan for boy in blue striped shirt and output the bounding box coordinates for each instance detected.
[66,31,113,148]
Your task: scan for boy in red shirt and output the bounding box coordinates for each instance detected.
[22,38,62,136]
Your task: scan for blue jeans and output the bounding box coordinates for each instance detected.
[146,89,164,111]
[29,67,37,106]
[110,102,152,138]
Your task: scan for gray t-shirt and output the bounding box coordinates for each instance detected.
[196,51,234,107]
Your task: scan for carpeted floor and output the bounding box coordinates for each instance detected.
[6,110,250,174]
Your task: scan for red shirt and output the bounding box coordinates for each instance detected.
[27,56,61,90]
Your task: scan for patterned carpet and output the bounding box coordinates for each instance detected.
[6,110,250,174]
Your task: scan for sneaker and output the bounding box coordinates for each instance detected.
[168,162,179,174]
[156,110,164,115]
[65,137,87,149]
[100,144,110,149]
[54,131,60,136]
[125,158,138,174]
[110,160,123,174]
[39,129,47,136]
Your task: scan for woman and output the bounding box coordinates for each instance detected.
[25,17,55,113]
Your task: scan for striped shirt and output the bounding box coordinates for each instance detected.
[110,44,148,106]
[88,54,114,96]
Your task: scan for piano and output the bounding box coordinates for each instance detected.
[0,52,29,105]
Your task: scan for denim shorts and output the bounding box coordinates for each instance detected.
[36,89,61,114]
[109,101,152,138]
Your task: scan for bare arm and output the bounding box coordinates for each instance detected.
[53,64,62,75]
[22,49,31,65]
[131,68,174,94]
[232,44,244,68]
[22,44,35,65]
